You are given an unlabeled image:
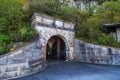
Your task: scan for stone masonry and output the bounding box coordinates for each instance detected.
[1,13,120,79]
[0,40,45,79]
[32,13,75,61]
[0,13,75,79]
[74,40,120,65]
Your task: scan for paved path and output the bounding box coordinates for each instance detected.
[13,61,120,80]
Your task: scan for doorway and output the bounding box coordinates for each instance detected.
[46,36,66,61]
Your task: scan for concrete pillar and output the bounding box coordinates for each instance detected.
[57,38,60,59]
[66,48,69,61]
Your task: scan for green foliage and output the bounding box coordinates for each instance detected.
[28,0,120,48]
[98,33,120,47]
[0,0,120,55]
[75,1,120,48]
[0,0,36,55]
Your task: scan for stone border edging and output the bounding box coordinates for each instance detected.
[75,60,120,67]
[3,63,47,80]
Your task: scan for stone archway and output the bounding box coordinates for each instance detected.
[46,35,68,61]
[32,13,75,61]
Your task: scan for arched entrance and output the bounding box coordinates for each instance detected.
[46,35,67,61]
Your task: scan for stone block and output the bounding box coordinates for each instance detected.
[29,58,42,66]
[1,65,7,72]
[7,58,13,64]
[12,58,25,64]
[0,66,2,73]
[32,52,41,57]
[25,45,33,51]
[32,64,42,72]
[4,71,17,78]
[0,73,5,79]
[18,63,29,70]
[0,57,7,64]
[22,69,31,74]
[16,70,23,76]
[24,63,29,69]
[14,52,24,58]
[26,57,34,62]
[17,64,28,76]
[24,52,32,57]
[7,66,18,72]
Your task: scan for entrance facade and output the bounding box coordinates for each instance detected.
[46,36,66,61]
[32,13,75,61]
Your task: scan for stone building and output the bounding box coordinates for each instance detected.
[32,13,75,61]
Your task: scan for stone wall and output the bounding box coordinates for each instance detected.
[32,13,75,60]
[0,13,75,79]
[74,39,120,65]
[0,40,46,79]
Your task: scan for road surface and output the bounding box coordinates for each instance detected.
[12,61,120,80]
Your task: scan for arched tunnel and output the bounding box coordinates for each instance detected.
[46,36,66,61]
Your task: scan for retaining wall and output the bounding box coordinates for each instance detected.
[0,40,46,79]
[74,39,120,65]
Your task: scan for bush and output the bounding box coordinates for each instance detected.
[0,0,36,55]
[98,33,120,47]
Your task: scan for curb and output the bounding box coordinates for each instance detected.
[2,63,47,80]
[74,60,120,67]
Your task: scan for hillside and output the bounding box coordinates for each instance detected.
[30,0,120,47]
[0,0,120,55]
[0,0,36,55]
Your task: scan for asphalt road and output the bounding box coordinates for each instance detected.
[12,61,120,80]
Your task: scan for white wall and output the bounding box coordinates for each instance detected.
[116,28,120,42]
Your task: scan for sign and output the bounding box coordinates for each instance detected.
[55,20,63,28]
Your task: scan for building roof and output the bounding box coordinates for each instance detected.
[103,24,120,28]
